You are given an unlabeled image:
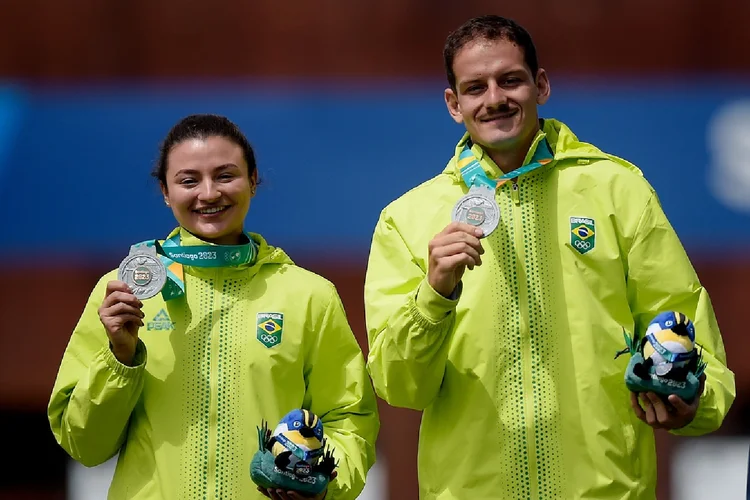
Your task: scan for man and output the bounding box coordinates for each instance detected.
[364,14,735,499]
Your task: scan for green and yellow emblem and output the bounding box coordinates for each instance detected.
[257,312,284,348]
[570,216,596,254]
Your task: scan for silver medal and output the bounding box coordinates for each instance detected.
[117,245,167,299]
[654,362,673,377]
[451,186,500,237]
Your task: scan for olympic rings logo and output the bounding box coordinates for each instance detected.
[574,240,592,250]
[259,334,279,343]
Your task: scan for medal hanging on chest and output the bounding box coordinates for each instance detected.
[451,137,554,237]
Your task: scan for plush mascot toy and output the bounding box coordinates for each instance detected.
[250,409,337,497]
[617,311,706,403]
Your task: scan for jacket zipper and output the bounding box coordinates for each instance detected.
[207,268,221,499]
[511,178,539,499]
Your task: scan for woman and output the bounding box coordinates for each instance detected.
[48,114,380,500]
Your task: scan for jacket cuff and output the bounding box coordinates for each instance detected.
[414,279,461,323]
[103,339,148,376]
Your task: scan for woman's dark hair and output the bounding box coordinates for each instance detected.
[152,114,257,188]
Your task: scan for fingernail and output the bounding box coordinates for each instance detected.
[475,228,484,237]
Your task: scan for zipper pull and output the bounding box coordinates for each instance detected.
[511,179,520,205]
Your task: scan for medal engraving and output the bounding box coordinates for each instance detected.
[118,245,167,299]
[451,186,500,236]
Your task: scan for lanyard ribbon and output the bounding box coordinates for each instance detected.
[133,231,257,300]
[458,137,554,190]
[645,333,694,363]
[274,433,324,463]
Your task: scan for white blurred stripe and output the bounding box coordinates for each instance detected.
[671,436,749,500]
[68,452,387,499]
[67,454,116,500]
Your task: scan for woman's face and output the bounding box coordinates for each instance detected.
[161,136,256,245]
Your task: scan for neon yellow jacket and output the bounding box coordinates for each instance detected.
[49,228,379,500]
[364,119,735,499]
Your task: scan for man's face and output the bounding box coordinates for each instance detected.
[445,38,550,154]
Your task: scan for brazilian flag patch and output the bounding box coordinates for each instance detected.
[256,312,284,348]
[570,216,596,254]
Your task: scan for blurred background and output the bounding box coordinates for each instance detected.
[1,0,749,498]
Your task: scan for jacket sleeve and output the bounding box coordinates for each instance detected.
[626,193,736,436]
[364,209,459,410]
[302,285,380,500]
[47,273,148,467]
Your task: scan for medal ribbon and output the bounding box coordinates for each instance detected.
[157,233,256,267]
[133,231,257,301]
[458,136,554,190]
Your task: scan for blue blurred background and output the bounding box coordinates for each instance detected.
[2,82,749,256]
[1,1,749,499]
